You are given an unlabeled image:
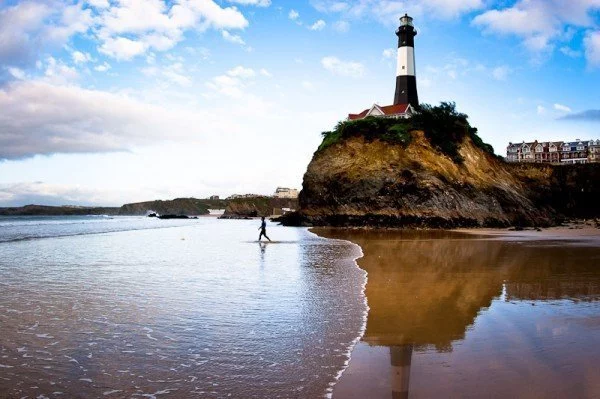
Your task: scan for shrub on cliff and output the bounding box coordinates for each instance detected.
[411,102,494,163]
[319,117,412,152]
[317,102,495,164]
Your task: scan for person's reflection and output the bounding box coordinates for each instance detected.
[259,242,267,266]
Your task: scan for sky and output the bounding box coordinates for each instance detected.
[0,0,599,206]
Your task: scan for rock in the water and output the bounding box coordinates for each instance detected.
[158,214,189,220]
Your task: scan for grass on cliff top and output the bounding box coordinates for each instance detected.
[318,102,495,164]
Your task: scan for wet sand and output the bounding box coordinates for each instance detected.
[314,228,600,399]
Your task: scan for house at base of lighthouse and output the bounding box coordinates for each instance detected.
[348,14,419,121]
[348,103,416,120]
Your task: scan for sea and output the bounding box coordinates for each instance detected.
[0,216,366,398]
[2,217,600,398]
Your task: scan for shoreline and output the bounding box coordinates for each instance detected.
[455,225,600,241]
[307,228,370,399]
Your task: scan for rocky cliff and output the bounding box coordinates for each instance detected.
[289,130,600,228]
[221,197,298,218]
[119,198,226,216]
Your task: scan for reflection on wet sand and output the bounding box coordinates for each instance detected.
[315,229,600,398]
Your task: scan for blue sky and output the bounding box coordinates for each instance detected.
[0,0,599,206]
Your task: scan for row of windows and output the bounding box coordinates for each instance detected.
[513,145,595,153]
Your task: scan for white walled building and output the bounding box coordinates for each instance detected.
[274,187,299,199]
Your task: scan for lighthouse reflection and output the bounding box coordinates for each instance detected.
[315,229,600,398]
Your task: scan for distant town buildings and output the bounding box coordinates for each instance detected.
[226,194,263,199]
[209,195,220,200]
[224,188,300,200]
[273,187,299,199]
[506,139,600,164]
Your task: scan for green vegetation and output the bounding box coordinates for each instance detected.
[318,102,495,164]
[319,117,412,152]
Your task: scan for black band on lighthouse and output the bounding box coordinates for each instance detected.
[394,76,418,106]
[397,27,416,48]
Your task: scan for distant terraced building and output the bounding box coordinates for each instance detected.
[507,139,600,164]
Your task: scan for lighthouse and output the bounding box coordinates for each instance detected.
[394,14,419,107]
[347,13,419,121]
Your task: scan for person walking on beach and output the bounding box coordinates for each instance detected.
[258,216,271,242]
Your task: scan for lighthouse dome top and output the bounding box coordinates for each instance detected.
[400,14,413,26]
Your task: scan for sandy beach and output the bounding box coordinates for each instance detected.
[457,223,600,240]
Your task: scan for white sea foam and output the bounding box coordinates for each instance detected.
[103,390,122,396]
[306,230,369,399]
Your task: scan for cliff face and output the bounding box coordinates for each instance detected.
[222,197,298,218]
[119,198,225,216]
[510,163,600,219]
[295,131,597,228]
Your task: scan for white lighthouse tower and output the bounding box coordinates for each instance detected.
[394,14,419,107]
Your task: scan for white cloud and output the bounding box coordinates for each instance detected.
[333,20,350,33]
[321,56,365,78]
[206,65,259,97]
[382,48,395,59]
[537,105,546,115]
[309,20,327,31]
[8,67,27,80]
[93,0,249,59]
[560,46,582,58]
[44,56,79,84]
[142,63,192,87]
[72,50,92,64]
[312,0,484,21]
[207,74,244,98]
[227,65,256,78]
[473,0,600,56]
[422,57,517,84]
[0,79,237,160]
[289,9,300,20]
[0,1,92,68]
[94,62,111,72]
[227,0,271,6]
[584,30,600,68]
[87,0,110,9]
[99,36,149,60]
[492,65,511,80]
[221,30,246,45]
[260,68,272,77]
[554,103,572,113]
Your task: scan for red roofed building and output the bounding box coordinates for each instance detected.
[348,103,415,121]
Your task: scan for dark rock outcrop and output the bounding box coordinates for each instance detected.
[157,214,191,219]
